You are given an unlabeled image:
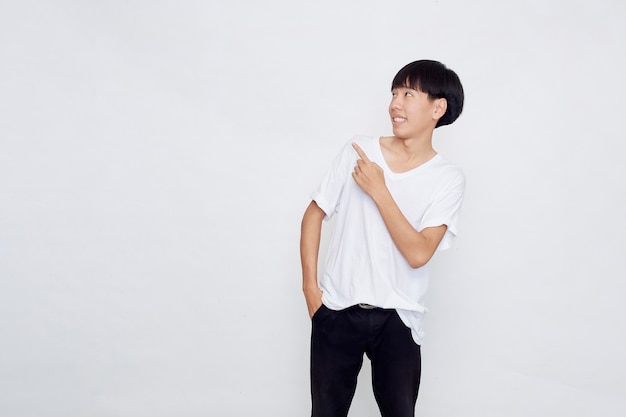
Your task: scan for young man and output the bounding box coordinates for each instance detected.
[300,60,465,417]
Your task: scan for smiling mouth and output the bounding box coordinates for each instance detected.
[392,117,406,123]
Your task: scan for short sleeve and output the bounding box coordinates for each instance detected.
[419,170,466,250]
[310,141,355,220]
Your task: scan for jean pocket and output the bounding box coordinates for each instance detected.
[311,304,329,321]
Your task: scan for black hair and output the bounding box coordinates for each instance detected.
[391,60,464,128]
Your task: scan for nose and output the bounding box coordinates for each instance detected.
[390,96,402,110]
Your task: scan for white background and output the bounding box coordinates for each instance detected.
[1,1,625,416]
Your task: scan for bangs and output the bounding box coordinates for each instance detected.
[391,60,445,98]
[391,73,424,93]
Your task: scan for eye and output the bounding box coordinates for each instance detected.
[391,92,397,97]
[405,91,413,97]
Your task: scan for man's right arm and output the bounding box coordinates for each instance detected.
[300,201,326,319]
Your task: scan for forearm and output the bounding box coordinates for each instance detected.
[300,201,326,318]
[371,188,444,269]
[300,201,325,290]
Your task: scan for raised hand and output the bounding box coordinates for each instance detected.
[351,142,386,199]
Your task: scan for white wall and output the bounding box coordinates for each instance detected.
[1,1,625,416]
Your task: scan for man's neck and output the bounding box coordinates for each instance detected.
[380,135,437,173]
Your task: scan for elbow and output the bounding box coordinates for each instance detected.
[407,259,426,269]
[404,232,443,268]
[406,253,432,269]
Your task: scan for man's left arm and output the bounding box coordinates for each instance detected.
[351,143,447,269]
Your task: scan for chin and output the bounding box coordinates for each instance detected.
[392,126,408,137]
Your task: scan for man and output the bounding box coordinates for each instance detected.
[300,60,465,417]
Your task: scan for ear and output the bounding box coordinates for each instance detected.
[432,98,447,121]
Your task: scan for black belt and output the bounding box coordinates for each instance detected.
[357,303,379,309]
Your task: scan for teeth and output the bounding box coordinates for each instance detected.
[393,117,406,122]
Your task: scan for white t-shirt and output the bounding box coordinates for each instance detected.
[311,135,465,345]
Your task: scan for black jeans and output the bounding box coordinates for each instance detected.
[310,304,421,417]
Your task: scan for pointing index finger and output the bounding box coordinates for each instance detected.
[352,142,371,162]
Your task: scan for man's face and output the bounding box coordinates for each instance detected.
[388,86,440,139]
